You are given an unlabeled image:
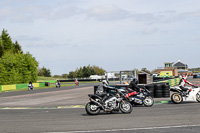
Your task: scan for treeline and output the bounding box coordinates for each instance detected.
[188,68,200,73]
[67,65,105,78]
[0,29,38,85]
[38,67,51,77]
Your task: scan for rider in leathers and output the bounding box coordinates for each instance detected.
[179,75,198,95]
[96,80,114,102]
[126,78,141,97]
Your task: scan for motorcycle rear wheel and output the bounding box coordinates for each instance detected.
[85,102,100,115]
[196,92,200,102]
[144,96,154,107]
[171,93,183,104]
[119,100,133,114]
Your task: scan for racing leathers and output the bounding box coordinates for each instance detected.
[95,83,114,102]
[126,81,141,97]
[179,78,197,95]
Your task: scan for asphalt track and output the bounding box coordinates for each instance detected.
[0,78,200,133]
[1,103,200,133]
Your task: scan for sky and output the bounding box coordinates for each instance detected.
[0,0,200,75]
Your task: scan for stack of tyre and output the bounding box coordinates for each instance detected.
[153,83,170,98]
[145,84,155,98]
[162,83,170,97]
[154,84,163,98]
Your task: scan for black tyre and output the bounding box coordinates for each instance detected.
[154,84,163,98]
[171,93,183,104]
[145,84,154,98]
[154,84,163,91]
[196,92,200,102]
[155,90,162,93]
[154,92,162,98]
[119,100,133,114]
[85,102,100,115]
[143,96,154,107]
[162,84,170,97]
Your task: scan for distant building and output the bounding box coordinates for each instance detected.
[138,71,152,84]
[155,60,192,77]
[173,61,188,70]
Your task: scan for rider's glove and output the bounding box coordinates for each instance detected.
[194,85,198,88]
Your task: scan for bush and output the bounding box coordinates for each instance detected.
[0,52,38,85]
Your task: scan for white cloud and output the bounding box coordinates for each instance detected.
[49,7,83,20]
[86,5,131,21]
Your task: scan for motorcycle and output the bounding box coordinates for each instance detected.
[56,82,60,88]
[28,84,34,91]
[170,86,200,104]
[118,86,154,107]
[85,88,133,115]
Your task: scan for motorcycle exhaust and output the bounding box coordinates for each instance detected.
[90,98,103,108]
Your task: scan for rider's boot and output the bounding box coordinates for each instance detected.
[186,89,192,96]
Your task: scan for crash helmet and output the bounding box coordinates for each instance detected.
[132,78,138,85]
[102,80,109,85]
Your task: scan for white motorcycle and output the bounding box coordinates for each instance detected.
[170,86,200,104]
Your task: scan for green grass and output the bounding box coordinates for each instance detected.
[37,76,67,80]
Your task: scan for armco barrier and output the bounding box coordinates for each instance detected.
[0,82,45,92]
[1,85,16,91]
[16,84,28,90]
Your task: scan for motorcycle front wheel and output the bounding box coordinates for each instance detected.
[119,100,133,114]
[196,91,200,102]
[85,102,100,115]
[171,93,183,104]
[143,96,154,107]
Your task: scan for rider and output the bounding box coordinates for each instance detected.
[75,78,79,86]
[179,75,198,95]
[95,80,114,102]
[126,78,142,97]
[28,81,34,90]
[56,80,60,87]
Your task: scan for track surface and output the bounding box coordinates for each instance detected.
[1,103,200,133]
[0,78,200,133]
[0,83,101,108]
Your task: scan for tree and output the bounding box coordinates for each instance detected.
[68,71,76,79]
[38,67,51,77]
[67,65,106,78]
[0,29,39,85]
[92,65,105,75]
[1,29,13,51]
[61,74,68,78]
[0,37,3,57]
[76,67,83,78]
[13,41,22,53]
[141,68,151,74]
[0,51,38,85]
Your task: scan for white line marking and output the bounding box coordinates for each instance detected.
[43,124,200,133]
